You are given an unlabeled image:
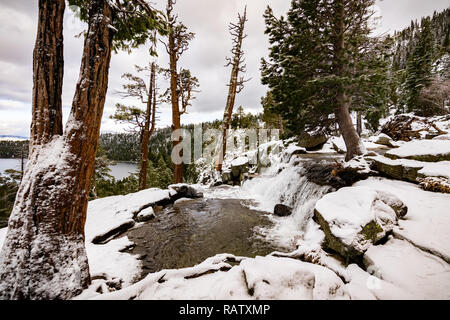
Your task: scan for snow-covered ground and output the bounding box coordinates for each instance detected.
[0,129,449,300]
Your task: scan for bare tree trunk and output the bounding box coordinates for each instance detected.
[356,111,362,136]
[169,30,183,184]
[216,61,240,172]
[333,0,365,161]
[0,0,114,299]
[216,8,247,172]
[278,115,284,135]
[139,62,156,190]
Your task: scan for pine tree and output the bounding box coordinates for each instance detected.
[161,0,197,184]
[262,0,386,160]
[405,18,435,114]
[112,61,160,190]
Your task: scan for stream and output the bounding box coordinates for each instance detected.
[126,198,285,279]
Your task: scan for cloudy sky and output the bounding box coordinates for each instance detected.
[0,0,449,137]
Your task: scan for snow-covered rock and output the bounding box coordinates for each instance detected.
[385,140,450,162]
[169,183,203,199]
[314,186,407,258]
[363,238,450,299]
[344,263,414,300]
[370,133,395,147]
[90,254,350,300]
[355,178,450,263]
[135,207,155,222]
[433,133,450,141]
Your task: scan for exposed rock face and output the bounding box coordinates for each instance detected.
[221,157,250,186]
[369,156,423,183]
[314,187,407,259]
[298,131,328,150]
[273,204,293,217]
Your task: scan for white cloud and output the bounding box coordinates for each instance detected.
[0,0,448,136]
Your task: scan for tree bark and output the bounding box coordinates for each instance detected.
[30,0,64,148]
[138,62,156,190]
[169,29,183,184]
[0,0,114,299]
[356,111,362,137]
[216,9,247,172]
[333,0,365,161]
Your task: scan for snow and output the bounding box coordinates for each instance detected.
[90,254,349,300]
[136,206,155,221]
[363,238,450,299]
[314,186,401,251]
[231,156,249,167]
[433,134,450,140]
[85,188,170,243]
[386,140,450,159]
[86,237,141,287]
[355,177,450,263]
[418,161,450,181]
[344,264,414,300]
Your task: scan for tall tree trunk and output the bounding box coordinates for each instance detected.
[333,0,365,161]
[169,32,183,183]
[216,62,240,172]
[216,8,247,172]
[278,115,284,135]
[356,111,362,137]
[139,62,156,190]
[0,0,114,299]
[30,0,64,148]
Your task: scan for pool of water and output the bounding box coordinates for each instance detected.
[126,198,285,279]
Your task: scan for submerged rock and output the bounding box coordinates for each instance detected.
[314,186,407,259]
[273,204,293,217]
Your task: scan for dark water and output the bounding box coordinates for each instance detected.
[126,198,283,279]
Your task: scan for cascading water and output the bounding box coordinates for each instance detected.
[205,142,337,251]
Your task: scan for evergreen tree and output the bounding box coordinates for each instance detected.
[261,0,387,160]
[405,18,435,114]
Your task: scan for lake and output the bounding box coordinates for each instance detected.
[0,158,138,181]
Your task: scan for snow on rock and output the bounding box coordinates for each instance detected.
[355,178,450,263]
[418,161,450,181]
[433,134,450,140]
[314,186,407,258]
[385,140,450,162]
[135,207,155,222]
[169,183,203,199]
[85,188,170,243]
[344,264,414,300]
[363,238,450,299]
[86,237,141,288]
[369,133,395,148]
[231,156,249,167]
[90,254,349,300]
